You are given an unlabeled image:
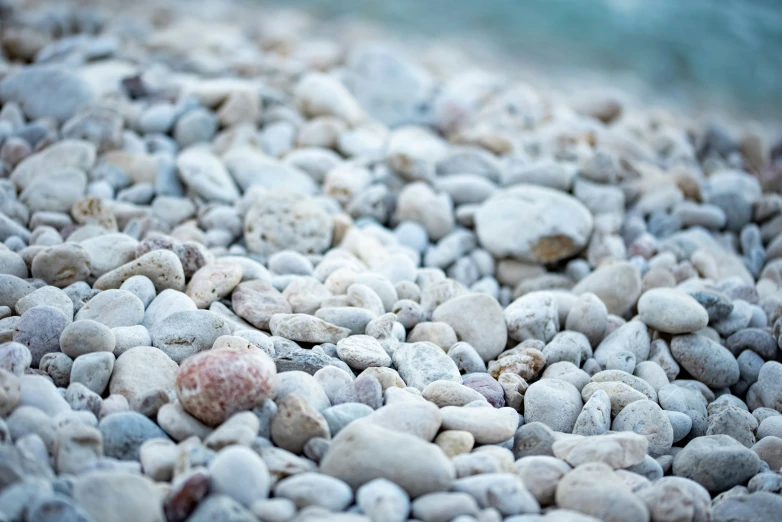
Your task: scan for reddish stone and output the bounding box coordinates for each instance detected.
[175,347,276,426]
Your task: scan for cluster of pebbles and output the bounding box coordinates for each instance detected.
[2,0,782,521]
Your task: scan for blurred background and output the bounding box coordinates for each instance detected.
[269,0,782,120]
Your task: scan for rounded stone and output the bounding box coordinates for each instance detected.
[175,347,276,426]
[151,310,231,363]
[673,434,761,494]
[98,411,170,461]
[638,288,709,334]
[30,243,91,288]
[524,379,583,433]
[670,334,740,388]
[75,289,145,328]
[59,319,115,358]
[12,305,70,366]
[431,293,508,361]
[612,399,674,457]
[475,185,593,263]
[209,445,271,507]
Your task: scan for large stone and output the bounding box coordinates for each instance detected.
[321,420,455,497]
[673,435,761,494]
[175,347,276,426]
[475,185,593,263]
[431,293,507,361]
[0,66,95,123]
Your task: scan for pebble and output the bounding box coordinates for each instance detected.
[673,434,761,494]
[109,346,178,413]
[555,462,649,522]
[524,379,583,433]
[94,249,186,293]
[0,66,95,122]
[60,319,115,358]
[670,334,740,388]
[13,305,70,366]
[72,471,165,522]
[637,288,709,334]
[70,351,115,395]
[98,411,169,461]
[151,310,231,362]
[75,289,145,328]
[440,406,517,444]
[274,472,353,511]
[270,393,330,454]
[209,445,270,507]
[29,243,91,288]
[336,335,391,369]
[393,342,461,391]
[476,185,593,263]
[572,261,642,316]
[321,420,455,497]
[176,346,276,426]
[356,478,411,522]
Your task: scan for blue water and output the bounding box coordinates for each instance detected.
[269,0,782,118]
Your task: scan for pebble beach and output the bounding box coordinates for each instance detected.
[1,0,782,521]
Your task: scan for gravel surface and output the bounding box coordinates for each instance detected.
[1,0,782,521]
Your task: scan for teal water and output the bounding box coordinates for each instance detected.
[270,0,782,118]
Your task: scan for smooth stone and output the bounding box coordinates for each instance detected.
[356,478,411,522]
[75,289,145,328]
[366,400,441,441]
[176,347,276,426]
[431,293,507,361]
[72,471,164,522]
[142,289,197,331]
[555,462,650,522]
[321,420,455,498]
[503,292,559,343]
[635,476,711,522]
[0,66,94,122]
[524,379,583,433]
[612,399,674,457]
[440,406,518,444]
[109,346,178,413]
[60,319,115,358]
[572,261,642,316]
[514,456,571,507]
[118,275,156,309]
[98,411,170,461]
[670,334,740,388]
[94,250,186,293]
[673,435,761,494]
[274,472,353,511]
[572,389,611,436]
[17,374,70,416]
[12,305,70,366]
[111,325,152,357]
[411,491,479,522]
[392,342,461,391]
[70,351,115,395]
[451,473,540,516]
[81,234,139,279]
[209,445,271,507]
[593,320,650,369]
[151,310,231,362]
[475,185,593,263]
[14,285,73,320]
[637,288,709,334]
